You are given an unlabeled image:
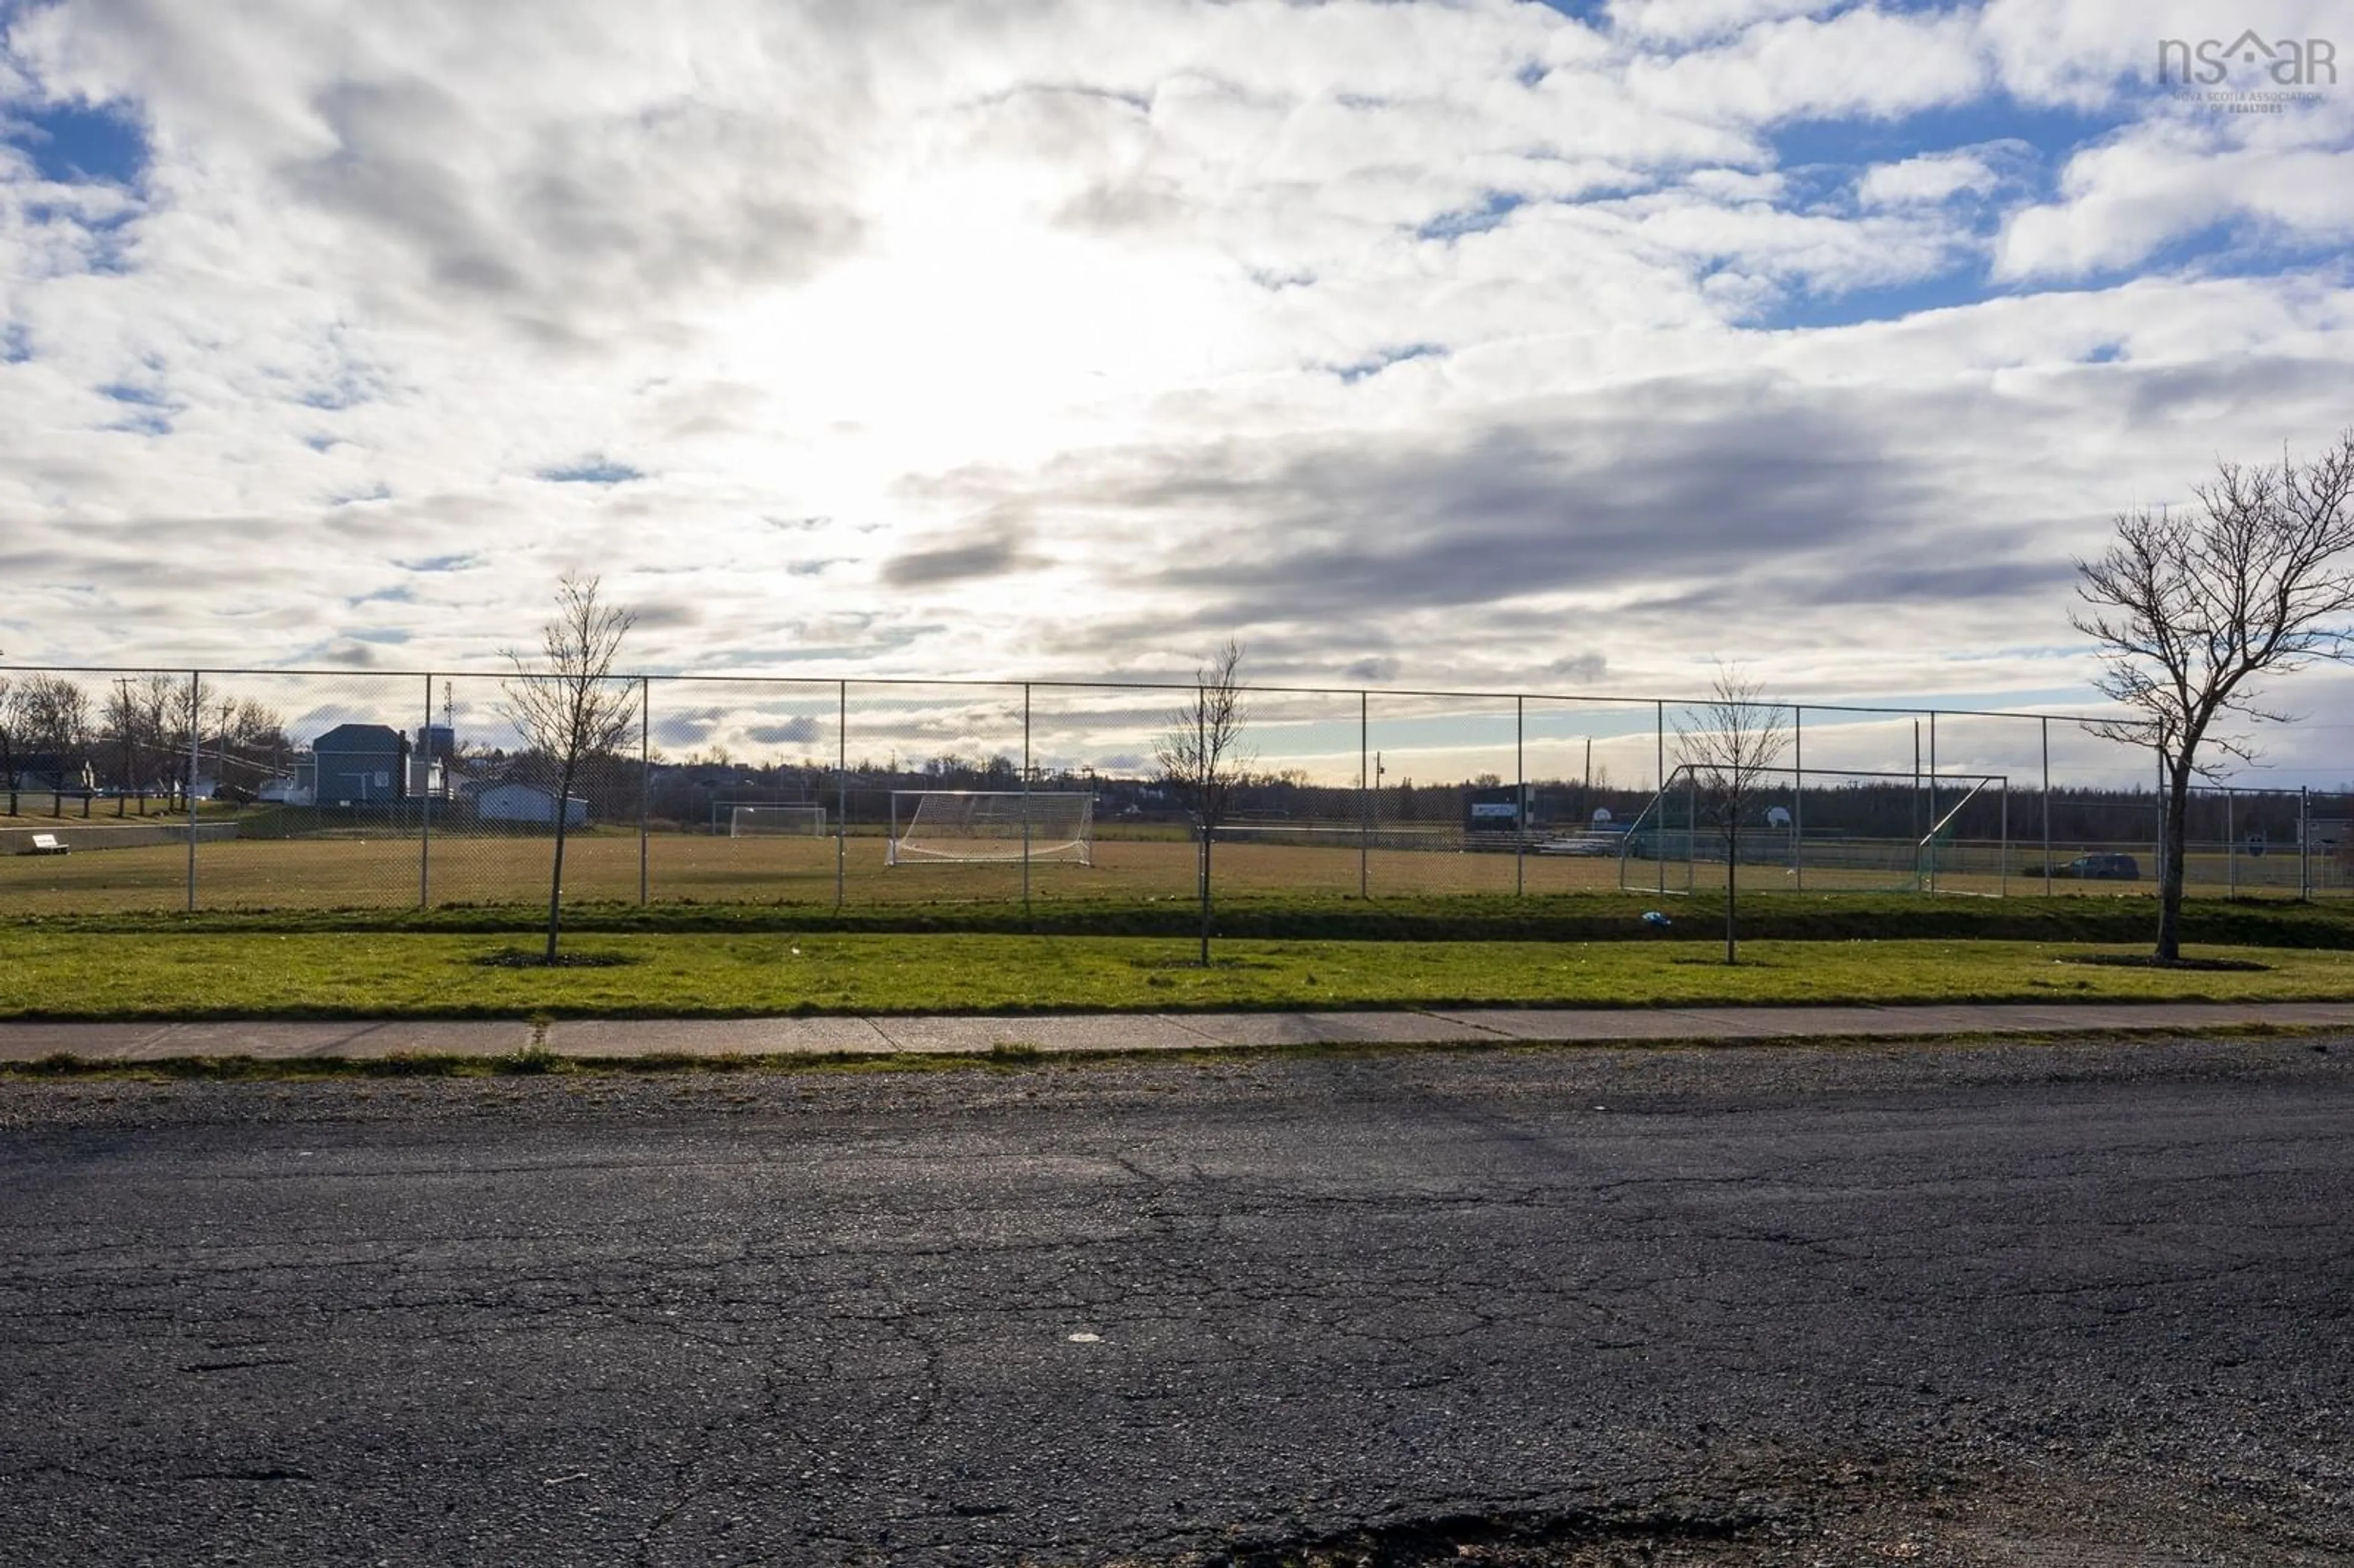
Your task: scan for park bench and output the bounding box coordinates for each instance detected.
[25,834,68,856]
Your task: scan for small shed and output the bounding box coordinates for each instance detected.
[478,782,589,828]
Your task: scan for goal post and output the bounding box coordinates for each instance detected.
[1616,764,2009,896]
[886,791,1094,866]
[730,804,827,838]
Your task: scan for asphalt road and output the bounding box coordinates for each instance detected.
[2,1035,2349,1566]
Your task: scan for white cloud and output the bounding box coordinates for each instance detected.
[1856,148,2005,207]
[1625,7,1987,126]
[1976,0,2350,110]
[0,0,2346,788]
[1607,0,1844,47]
[1996,115,2354,280]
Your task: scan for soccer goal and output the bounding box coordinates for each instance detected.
[886,791,1094,866]
[730,804,827,838]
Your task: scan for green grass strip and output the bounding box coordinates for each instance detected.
[9,891,2353,948]
[4,930,2353,1021]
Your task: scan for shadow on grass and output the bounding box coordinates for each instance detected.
[2059,953,2272,973]
[1124,956,1280,972]
[470,948,641,970]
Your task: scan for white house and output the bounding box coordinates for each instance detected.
[477,782,588,828]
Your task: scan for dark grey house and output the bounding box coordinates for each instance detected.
[309,723,410,804]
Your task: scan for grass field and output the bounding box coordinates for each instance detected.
[1,929,2348,1019]
[2,821,2338,916]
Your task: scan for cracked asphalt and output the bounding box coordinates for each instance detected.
[2,1033,2350,1566]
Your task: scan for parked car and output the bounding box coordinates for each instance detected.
[2066,853,2141,880]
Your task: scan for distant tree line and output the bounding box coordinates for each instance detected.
[0,672,290,814]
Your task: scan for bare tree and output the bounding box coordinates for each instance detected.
[15,674,93,807]
[500,576,638,963]
[2073,431,2354,961]
[1155,639,1254,966]
[226,698,292,795]
[1673,664,1792,965]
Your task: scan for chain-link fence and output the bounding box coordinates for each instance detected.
[1,666,2346,916]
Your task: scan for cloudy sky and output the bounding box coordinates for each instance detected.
[2,0,2352,774]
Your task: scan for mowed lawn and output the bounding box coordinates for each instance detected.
[0,825,2307,917]
[1,929,2349,1019]
[0,830,1650,914]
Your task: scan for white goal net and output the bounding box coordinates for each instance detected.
[731,804,827,837]
[887,791,1094,866]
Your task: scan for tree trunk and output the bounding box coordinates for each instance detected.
[546,770,573,964]
[1724,823,1739,965]
[2156,757,2191,962]
[1198,821,1213,967]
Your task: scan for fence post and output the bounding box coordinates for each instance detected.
[1022,683,1032,918]
[1926,710,1938,895]
[836,680,847,911]
[2226,789,2236,899]
[186,671,201,913]
[1792,706,1804,891]
[1655,699,1666,897]
[1358,690,1369,899]
[1197,684,1209,962]
[2041,717,2052,896]
[1685,769,1696,894]
[2300,785,2311,901]
[1911,720,1922,892]
[1514,696,1524,897]
[639,676,650,907]
[420,672,433,911]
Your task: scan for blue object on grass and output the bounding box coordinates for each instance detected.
[1642,910,1672,929]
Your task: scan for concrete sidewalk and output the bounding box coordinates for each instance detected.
[2,1000,2351,1064]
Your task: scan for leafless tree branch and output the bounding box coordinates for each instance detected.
[2071,429,2354,959]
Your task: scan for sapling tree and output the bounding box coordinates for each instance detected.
[1155,639,1253,967]
[500,575,638,964]
[1674,664,1792,965]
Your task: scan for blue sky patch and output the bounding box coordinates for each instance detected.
[1766,272,1989,330]
[1418,190,1527,242]
[6,99,150,186]
[394,552,484,573]
[96,379,168,406]
[96,379,175,435]
[1769,99,2127,205]
[1334,343,1446,383]
[536,458,644,484]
